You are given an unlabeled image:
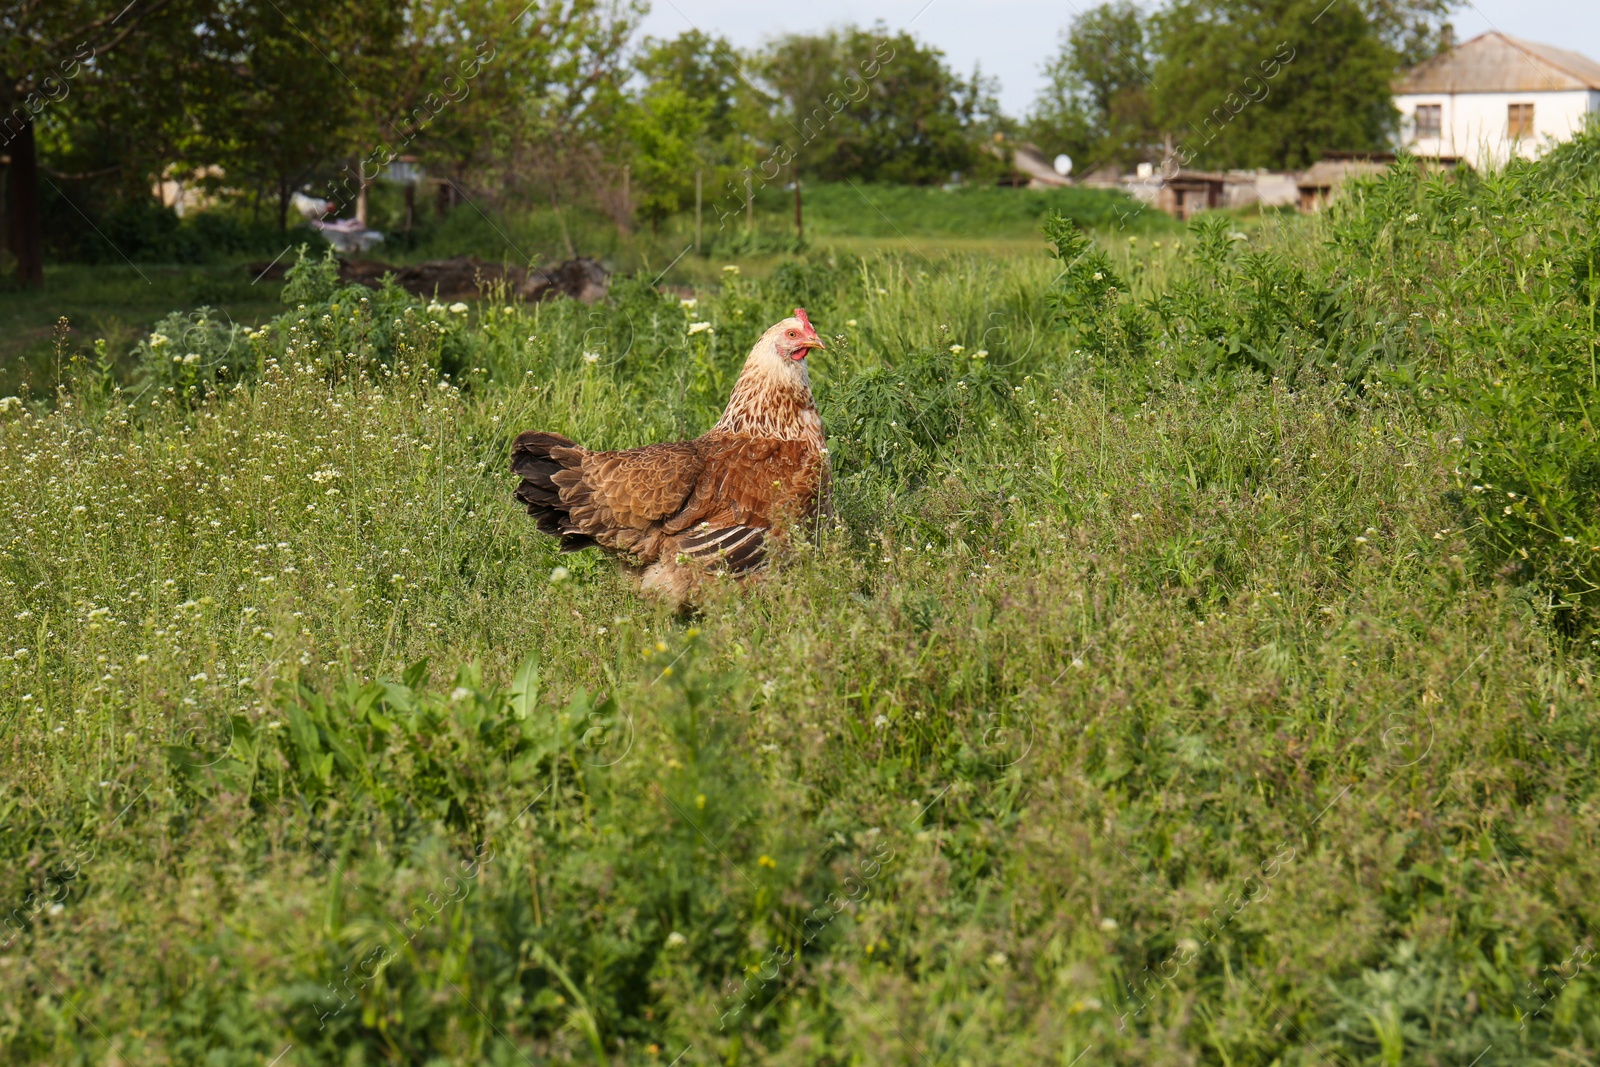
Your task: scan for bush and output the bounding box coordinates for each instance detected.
[1330,134,1600,624]
[127,306,253,399]
[43,192,299,264]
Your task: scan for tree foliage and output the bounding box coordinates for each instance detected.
[761,26,1004,185]
[1028,0,1452,171]
[1152,0,1401,169]
[9,0,1459,263]
[1025,2,1155,172]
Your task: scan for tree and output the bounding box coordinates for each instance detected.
[1149,0,1448,170]
[635,30,758,148]
[625,85,710,229]
[1026,2,1156,172]
[628,31,767,232]
[312,0,502,226]
[760,25,1003,185]
[186,0,397,232]
[479,0,643,236]
[1,0,195,285]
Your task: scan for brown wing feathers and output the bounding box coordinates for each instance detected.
[514,431,709,558]
[511,432,596,551]
[513,427,824,577]
[678,524,768,574]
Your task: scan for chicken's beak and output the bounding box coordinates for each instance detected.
[788,335,825,360]
[791,307,825,356]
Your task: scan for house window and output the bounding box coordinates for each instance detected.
[1508,103,1535,140]
[1414,104,1441,138]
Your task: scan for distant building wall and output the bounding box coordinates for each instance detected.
[1396,89,1598,167]
[1222,171,1299,209]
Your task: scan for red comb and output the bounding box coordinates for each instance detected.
[794,307,814,335]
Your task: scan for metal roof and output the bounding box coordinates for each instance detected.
[1395,32,1600,94]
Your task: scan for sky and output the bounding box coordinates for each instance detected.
[637,0,1600,119]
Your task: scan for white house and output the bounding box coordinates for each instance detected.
[1394,32,1600,169]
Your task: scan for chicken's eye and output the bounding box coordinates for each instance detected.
[787,330,797,337]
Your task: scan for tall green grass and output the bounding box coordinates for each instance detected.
[3,133,1600,1065]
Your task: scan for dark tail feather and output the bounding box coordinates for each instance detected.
[511,431,596,550]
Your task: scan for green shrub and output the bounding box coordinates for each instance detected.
[1343,133,1600,624]
[42,193,297,265]
[1043,211,1149,361]
[127,306,253,399]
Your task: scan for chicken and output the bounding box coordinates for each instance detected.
[511,308,830,605]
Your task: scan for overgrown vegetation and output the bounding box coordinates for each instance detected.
[3,132,1600,1065]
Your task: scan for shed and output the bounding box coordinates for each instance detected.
[1296,154,1391,212]
[1295,153,1458,211]
[1158,171,1227,220]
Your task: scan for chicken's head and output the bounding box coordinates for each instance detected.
[771,308,826,362]
[718,308,828,435]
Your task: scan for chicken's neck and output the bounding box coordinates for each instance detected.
[713,362,823,446]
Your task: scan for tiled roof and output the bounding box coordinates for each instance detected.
[1395,32,1600,93]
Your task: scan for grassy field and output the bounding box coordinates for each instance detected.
[4,138,1600,1066]
[0,182,1167,392]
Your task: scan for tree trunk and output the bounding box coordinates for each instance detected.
[5,119,44,287]
[277,177,290,233]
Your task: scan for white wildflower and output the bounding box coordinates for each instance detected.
[448,302,469,314]
[687,321,713,336]
[582,351,601,364]
[680,298,698,309]
[550,565,571,583]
